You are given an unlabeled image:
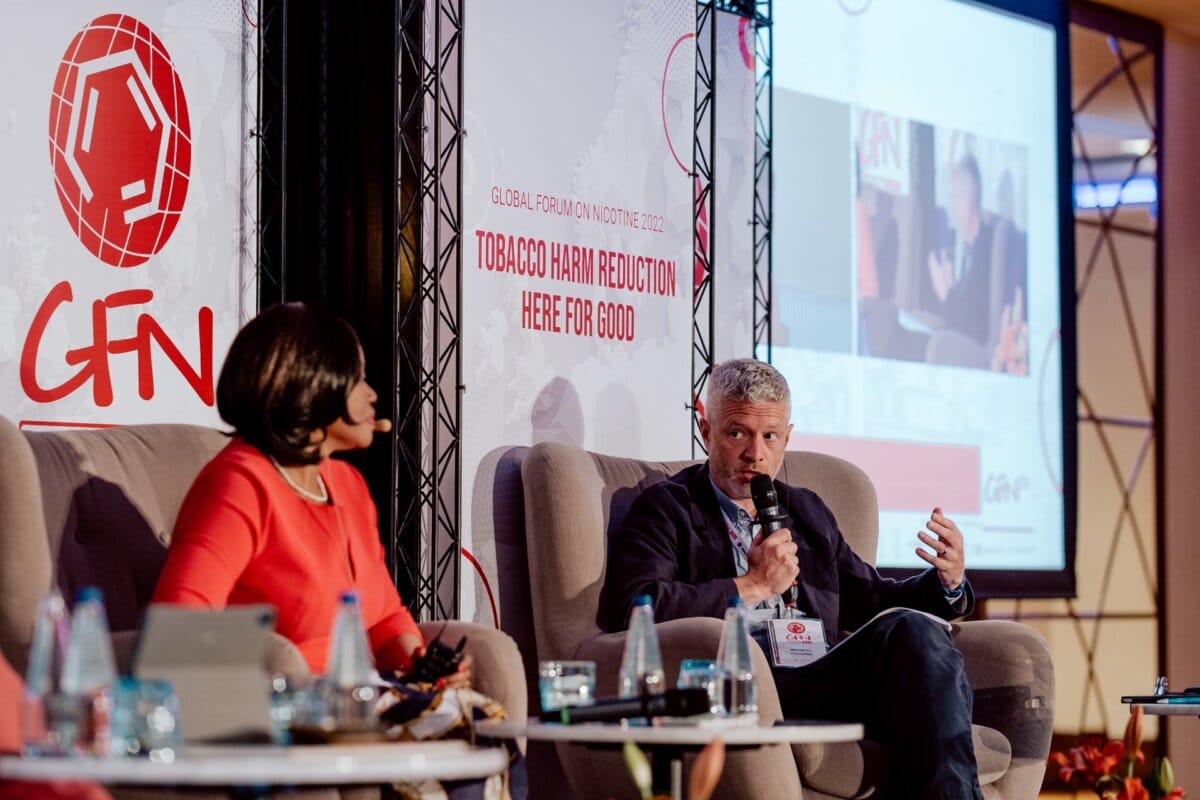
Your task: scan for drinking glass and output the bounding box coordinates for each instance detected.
[538,660,596,712]
[108,677,183,761]
[269,674,318,743]
[319,680,381,732]
[677,658,721,715]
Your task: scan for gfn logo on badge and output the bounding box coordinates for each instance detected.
[48,14,191,267]
[787,622,806,635]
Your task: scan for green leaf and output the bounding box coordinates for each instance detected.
[623,740,653,800]
[1154,756,1175,794]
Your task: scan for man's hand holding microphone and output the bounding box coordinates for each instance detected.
[733,474,800,606]
[735,528,799,606]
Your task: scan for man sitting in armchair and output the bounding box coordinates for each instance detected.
[598,358,984,799]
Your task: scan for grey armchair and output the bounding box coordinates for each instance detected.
[478,440,1054,799]
[0,415,526,749]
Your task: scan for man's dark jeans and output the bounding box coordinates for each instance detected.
[765,609,983,800]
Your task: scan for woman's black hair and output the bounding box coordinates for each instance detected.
[216,302,363,465]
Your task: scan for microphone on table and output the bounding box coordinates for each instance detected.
[373,419,393,433]
[539,688,712,724]
[750,474,798,607]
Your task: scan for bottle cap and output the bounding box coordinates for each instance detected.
[728,596,744,608]
[338,590,360,604]
[634,594,653,607]
[75,586,103,603]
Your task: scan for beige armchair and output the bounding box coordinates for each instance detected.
[478,440,1054,800]
[0,416,526,747]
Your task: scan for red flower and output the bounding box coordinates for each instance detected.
[1116,777,1149,800]
[1050,739,1126,785]
[1124,706,1145,760]
[1049,734,1185,798]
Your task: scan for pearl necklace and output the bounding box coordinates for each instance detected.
[270,456,329,504]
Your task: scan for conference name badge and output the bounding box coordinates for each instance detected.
[766,617,828,668]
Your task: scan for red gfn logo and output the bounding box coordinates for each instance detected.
[787,622,807,635]
[48,15,191,268]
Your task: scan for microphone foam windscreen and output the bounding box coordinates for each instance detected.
[750,474,776,504]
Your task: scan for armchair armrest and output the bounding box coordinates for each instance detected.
[954,619,1055,800]
[265,631,310,678]
[419,620,527,725]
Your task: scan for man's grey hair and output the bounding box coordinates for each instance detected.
[706,358,791,416]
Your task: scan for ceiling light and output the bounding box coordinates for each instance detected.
[1118,138,1153,156]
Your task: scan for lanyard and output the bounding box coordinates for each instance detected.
[727,523,751,560]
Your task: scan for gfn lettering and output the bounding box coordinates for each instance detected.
[20,280,214,407]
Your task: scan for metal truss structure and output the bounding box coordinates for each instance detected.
[692,0,717,457]
[256,0,284,308]
[750,1,773,359]
[692,1,773,456]
[314,1,330,291]
[1059,5,1163,740]
[394,0,464,621]
[239,2,262,319]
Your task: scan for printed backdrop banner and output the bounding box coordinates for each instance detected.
[1,2,256,429]
[461,0,696,623]
[712,10,757,363]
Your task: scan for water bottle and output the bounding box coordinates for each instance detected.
[716,596,757,717]
[60,586,118,755]
[322,590,378,730]
[618,594,665,698]
[21,590,72,756]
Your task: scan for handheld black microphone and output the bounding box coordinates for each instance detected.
[539,688,711,724]
[749,474,788,537]
[750,474,798,607]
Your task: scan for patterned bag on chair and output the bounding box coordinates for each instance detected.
[377,681,527,800]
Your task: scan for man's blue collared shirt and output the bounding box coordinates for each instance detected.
[709,474,785,614]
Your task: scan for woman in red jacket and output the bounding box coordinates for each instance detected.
[153,302,469,684]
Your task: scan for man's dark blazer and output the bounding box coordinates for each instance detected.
[939,217,995,346]
[597,462,973,639]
